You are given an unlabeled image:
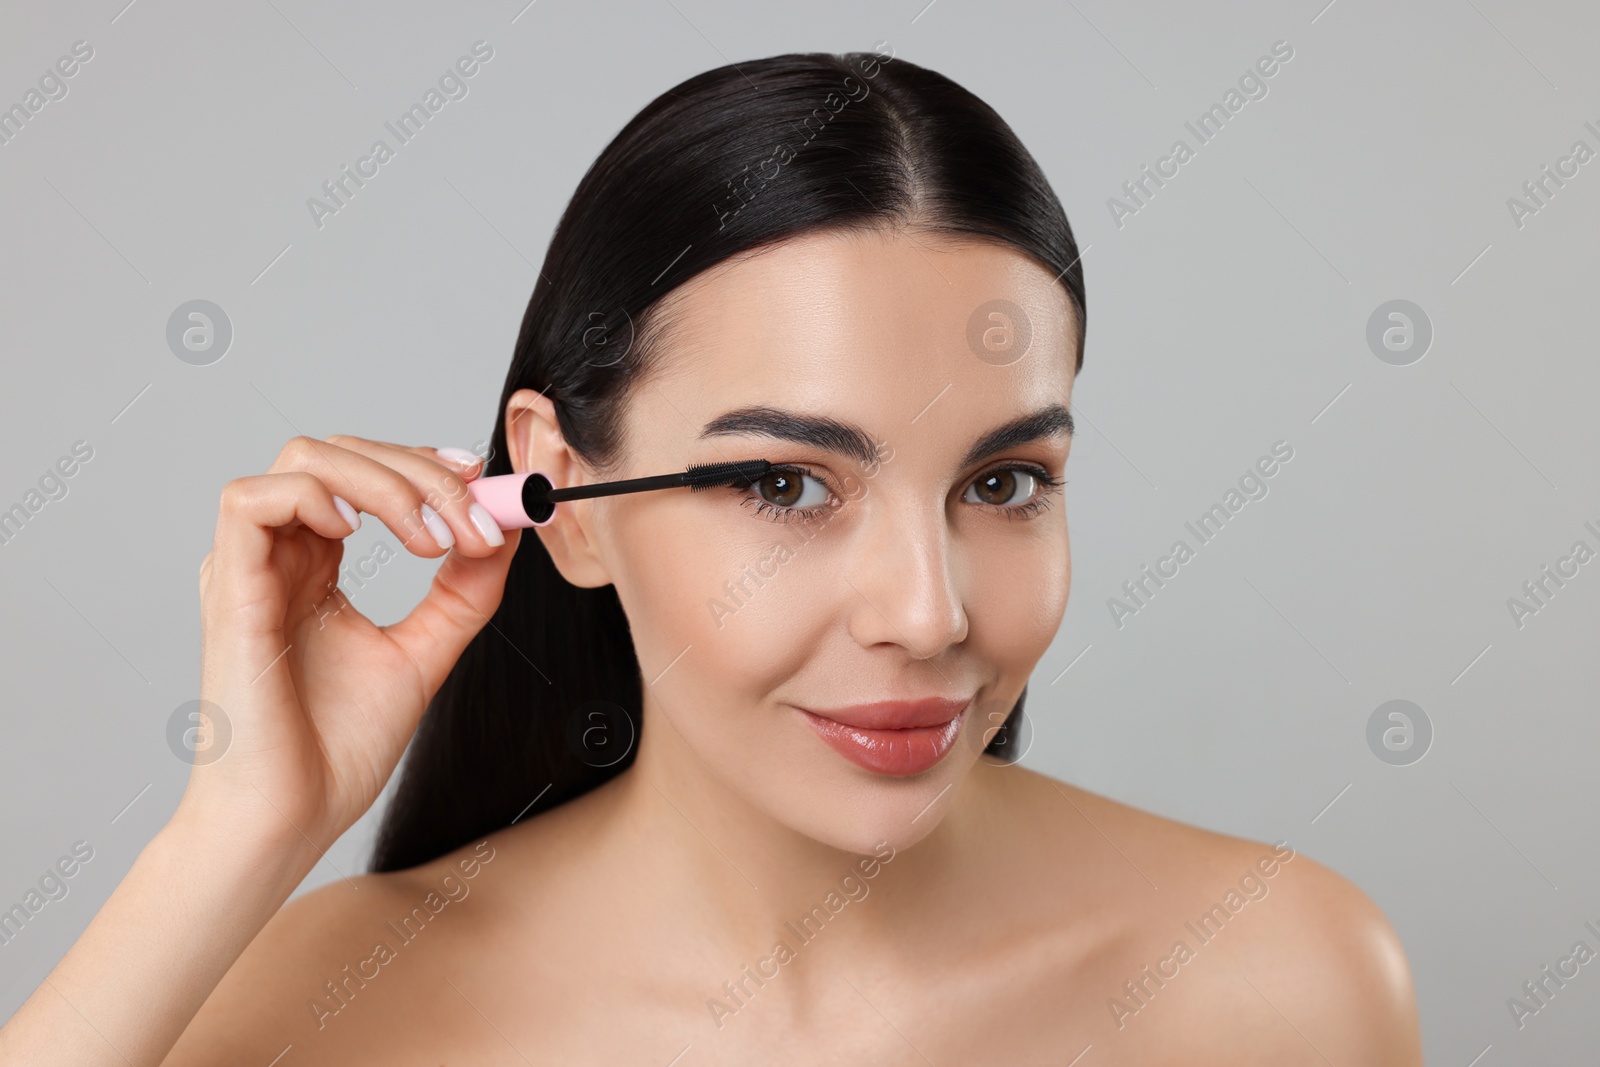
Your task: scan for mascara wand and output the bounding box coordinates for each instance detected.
[467,459,773,529]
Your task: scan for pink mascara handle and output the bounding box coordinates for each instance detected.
[467,472,555,529]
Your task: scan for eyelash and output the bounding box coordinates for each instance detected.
[733,463,1066,524]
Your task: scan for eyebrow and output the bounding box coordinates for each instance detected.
[698,403,1073,469]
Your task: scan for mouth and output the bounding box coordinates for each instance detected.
[793,696,972,776]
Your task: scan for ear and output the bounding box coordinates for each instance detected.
[505,387,614,589]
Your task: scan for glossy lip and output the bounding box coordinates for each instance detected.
[794,696,972,776]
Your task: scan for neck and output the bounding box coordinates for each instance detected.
[591,696,1008,960]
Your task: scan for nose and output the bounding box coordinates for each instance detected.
[844,500,969,659]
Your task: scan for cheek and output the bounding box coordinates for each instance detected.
[967,523,1070,671]
[606,503,828,703]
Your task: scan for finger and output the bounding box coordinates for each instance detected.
[207,471,361,636]
[429,445,488,480]
[322,435,504,556]
[382,527,523,700]
[256,436,456,559]
[366,440,486,481]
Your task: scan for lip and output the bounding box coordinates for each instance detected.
[795,696,972,776]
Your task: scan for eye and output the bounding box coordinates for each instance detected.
[754,467,829,508]
[965,468,1036,506]
[737,465,835,522]
[962,464,1064,516]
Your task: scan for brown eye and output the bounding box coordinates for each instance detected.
[755,469,828,509]
[965,469,1036,506]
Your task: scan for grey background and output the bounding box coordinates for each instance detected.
[2,0,1595,1059]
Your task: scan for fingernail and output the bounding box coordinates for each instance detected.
[435,446,483,471]
[419,503,455,549]
[331,494,361,533]
[468,503,506,547]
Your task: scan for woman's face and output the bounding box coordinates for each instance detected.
[536,226,1076,854]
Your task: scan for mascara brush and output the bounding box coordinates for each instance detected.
[467,459,773,529]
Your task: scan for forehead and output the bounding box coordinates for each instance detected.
[629,227,1077,457]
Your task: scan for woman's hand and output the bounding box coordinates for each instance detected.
[184,435,521,850]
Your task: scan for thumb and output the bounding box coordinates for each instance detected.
[381,528,523,700]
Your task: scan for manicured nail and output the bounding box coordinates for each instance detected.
[331,494,361,533]
[468,503,505,547]
[419,503,454,549]
[435,446,483,471]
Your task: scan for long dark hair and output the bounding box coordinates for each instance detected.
[370,48,1086,873]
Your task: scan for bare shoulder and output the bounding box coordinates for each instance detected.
[1009,769,1422,1063]
[162,835,503,1066]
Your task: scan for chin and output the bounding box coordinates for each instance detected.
[757,753,975,857]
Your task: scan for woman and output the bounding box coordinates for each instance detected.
[2,49,1422,1064]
